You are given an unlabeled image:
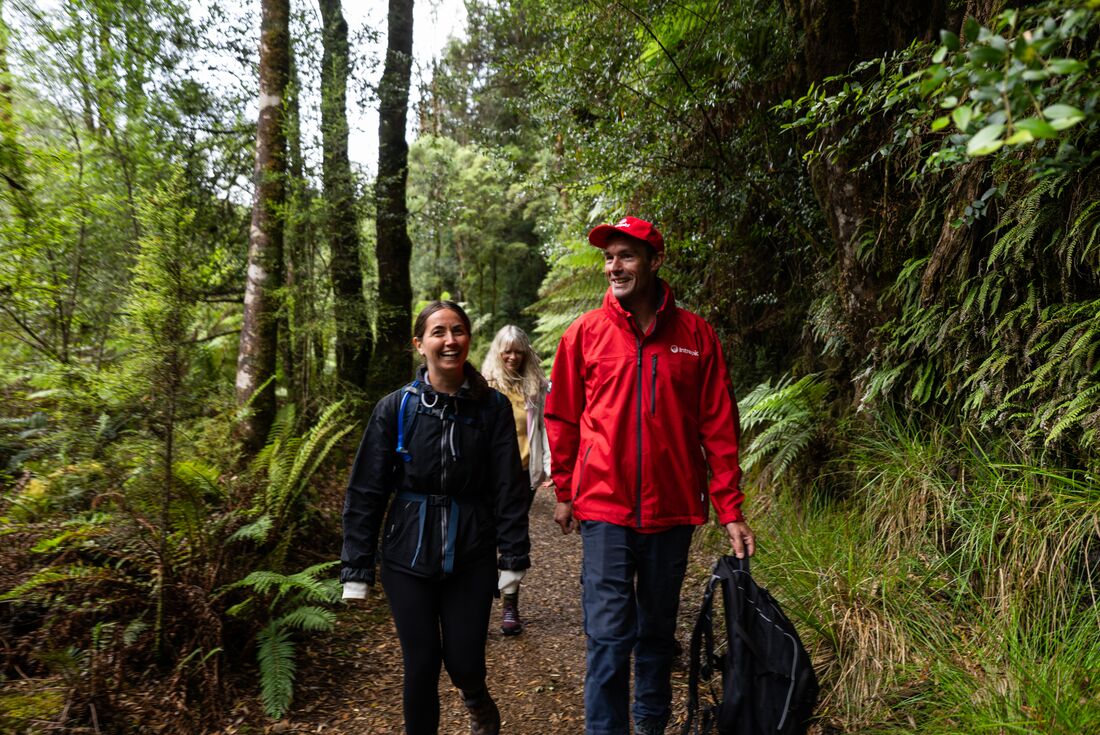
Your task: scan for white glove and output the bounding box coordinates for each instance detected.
[342,581,368,600]
[497,569,526,595]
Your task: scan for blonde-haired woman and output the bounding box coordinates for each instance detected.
[482,324,552,635]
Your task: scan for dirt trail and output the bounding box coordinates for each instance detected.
[226,490,715,734]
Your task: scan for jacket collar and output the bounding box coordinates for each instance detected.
[416,363,491,401]
[602,278,675,336]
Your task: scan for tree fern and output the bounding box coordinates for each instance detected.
[529,238,605,355]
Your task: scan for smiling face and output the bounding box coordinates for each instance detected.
[413,308,470,378]
[501,346,526,373]
[603,235,664,310]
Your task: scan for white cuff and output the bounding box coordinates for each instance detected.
[498,569,526,595]
[342,581,368,600]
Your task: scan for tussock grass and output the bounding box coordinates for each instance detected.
[721,412,1100,733]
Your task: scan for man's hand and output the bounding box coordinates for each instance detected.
[725,521,755,559]
[554,500,577,534]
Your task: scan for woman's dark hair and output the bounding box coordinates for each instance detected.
[413,300,472,341]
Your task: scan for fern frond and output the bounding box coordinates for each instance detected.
[256,621,296,720]
[258,401,352,521]
[227,514,273,544]
[174,460,225,499]
[0,564,113,602]
[232,570,288,597]
[1042,384,1100,444]
[278,605,336,633]
[739,373,829,481]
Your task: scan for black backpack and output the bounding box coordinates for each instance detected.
[681,555,819,735]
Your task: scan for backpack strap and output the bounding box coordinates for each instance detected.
[681,562,723,735]
[395,380,422,462]
[396,380,492,463]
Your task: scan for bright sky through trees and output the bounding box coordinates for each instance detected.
[23,0,467,173]
[344,0,468,169]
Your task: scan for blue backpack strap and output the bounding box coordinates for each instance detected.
[396,380,421,462]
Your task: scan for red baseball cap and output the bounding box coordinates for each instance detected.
[588,216,665,254]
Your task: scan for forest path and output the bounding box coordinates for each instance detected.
[229,490,715,734]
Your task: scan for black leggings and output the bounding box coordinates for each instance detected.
[380,557,497,735]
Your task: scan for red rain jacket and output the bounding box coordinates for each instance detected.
[545,282,745,528]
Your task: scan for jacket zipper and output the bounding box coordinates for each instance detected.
[635,336,643,527]
[440,402,449,494]
[439,403,450,573]
[650,354,657,414]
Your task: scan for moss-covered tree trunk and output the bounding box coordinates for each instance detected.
[788,0,949,361]
[373,0,415,391]
[320,0,371,392]
[236,0,289,451]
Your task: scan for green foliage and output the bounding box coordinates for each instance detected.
[785,2,1098,174]
[483,0,821,384]
[925,4,1097,167]
[730,413,1100,732]
[739,373,831,483]
[407,135,550,338]
[251,401,354,537]
[0,412,47,482]
[527,236,606,356]
[0,562,115,602]
[0,684,66,731]
[782,0,1100,456]
[255,621,296,720]
[227,561,340,720]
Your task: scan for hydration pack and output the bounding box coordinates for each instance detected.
[681,556,819,735]
[394,379,499,463]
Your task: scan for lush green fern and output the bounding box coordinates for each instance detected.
[226,560,341,720]
[255,621,296,719]
[251,401,355,532]
[739,373,831,483]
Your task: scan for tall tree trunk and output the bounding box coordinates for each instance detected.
[0,0,31,222]
[320,0,370,392]
[283,49,323,421]
[787,0,948,360]
[282,49,304,415]
[236,0,289,451]
[373,0,415,391]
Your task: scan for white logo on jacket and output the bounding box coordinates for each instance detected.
[670,345,699,357]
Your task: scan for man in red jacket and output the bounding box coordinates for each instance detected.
[545,216,755,735]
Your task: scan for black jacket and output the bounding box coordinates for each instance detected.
[340,364,532,585]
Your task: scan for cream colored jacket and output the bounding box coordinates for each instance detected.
[526,383,552,489]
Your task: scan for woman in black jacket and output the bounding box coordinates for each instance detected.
[340,301,531,735]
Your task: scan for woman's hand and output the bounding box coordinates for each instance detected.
[342,581,369,601]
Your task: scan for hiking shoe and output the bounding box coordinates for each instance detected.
[463,688,501,735]
[501,591,524,636]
